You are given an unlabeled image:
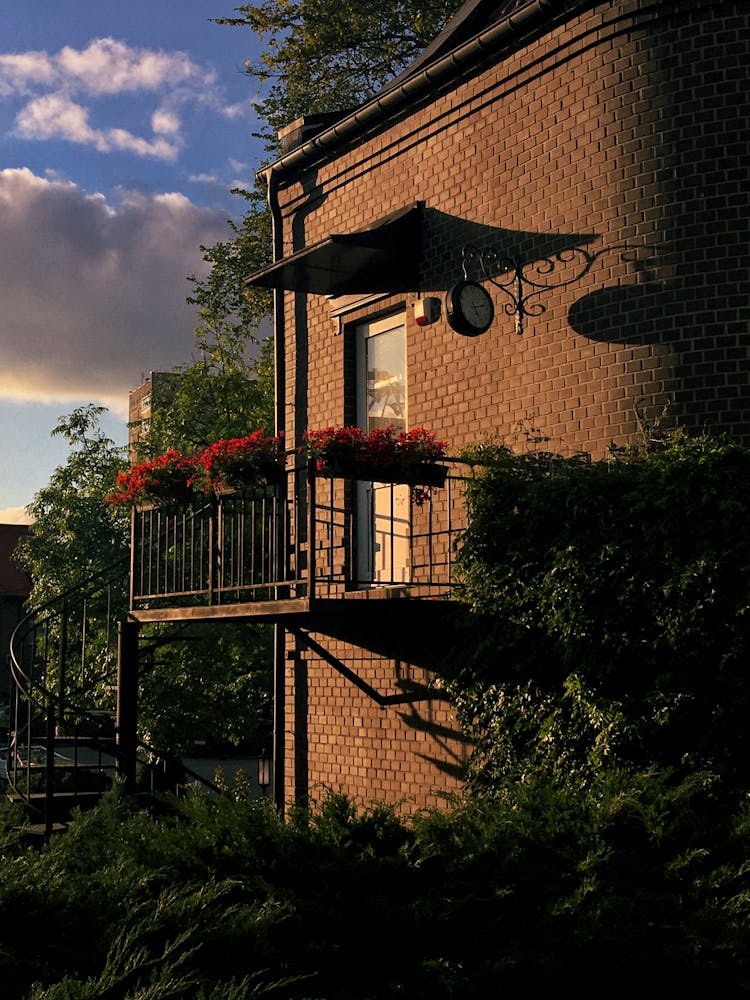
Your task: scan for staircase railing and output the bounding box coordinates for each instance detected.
[5,559,216,840]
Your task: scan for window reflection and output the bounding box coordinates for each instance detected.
[366,328,405,431]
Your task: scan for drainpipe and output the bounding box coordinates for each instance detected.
[266,164,286,812]
[267,166,286,442]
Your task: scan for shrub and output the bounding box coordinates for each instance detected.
[448,434,750,792]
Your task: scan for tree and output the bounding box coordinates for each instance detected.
[16,405,129,606]
[139,622,272,753]
[14,404,273,756]
[133,190,275,458]
[137,325,275,458]
[187,187,272,335]
[215,0,463,148]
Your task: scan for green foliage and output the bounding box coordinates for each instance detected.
[137,330,273,458]
[135,184,274,459]
[3,780,750,997]
[14,404,272,757]
[16,406,129,605]
[448,433,750,791]
[138,623,272,754]
[215,0,463,148]
[186,188,272,341]
[138,317,274,459]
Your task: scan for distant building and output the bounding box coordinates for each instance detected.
[0,524,31,707]
[128,372,182,462]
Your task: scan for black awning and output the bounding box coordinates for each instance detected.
[246,202,422,296]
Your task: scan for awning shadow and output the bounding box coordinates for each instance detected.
[421,207,599,288]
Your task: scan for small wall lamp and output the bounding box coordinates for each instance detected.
[257,748,272,797]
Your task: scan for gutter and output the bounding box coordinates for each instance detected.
[259,0,561,183]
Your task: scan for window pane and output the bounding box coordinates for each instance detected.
[366,327,405,432]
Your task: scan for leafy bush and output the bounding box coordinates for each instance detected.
[448,434,750,792]
[3,780,750,997]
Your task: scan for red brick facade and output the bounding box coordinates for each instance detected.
[258,0,750,811]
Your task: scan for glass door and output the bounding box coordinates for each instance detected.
[355,313,408,585]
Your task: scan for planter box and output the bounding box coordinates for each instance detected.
[211,460,286,493]
[320,460,448,487]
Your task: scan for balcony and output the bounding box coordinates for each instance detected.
[129,461,472,662]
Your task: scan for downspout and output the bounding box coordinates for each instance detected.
[267,165,286,443]
[266,164,286,812]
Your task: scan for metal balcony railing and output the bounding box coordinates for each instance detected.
[130,460,472,612]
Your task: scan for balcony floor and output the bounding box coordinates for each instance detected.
[130,588,465,669]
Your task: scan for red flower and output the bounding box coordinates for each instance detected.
[106,431,286,506]
[106,450,199,507]
[196,431,285,491]
[302,426,447,494]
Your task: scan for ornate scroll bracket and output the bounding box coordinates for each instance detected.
[459,242,658,335]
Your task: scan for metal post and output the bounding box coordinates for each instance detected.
[116,619,140,791]
[273,624,285,812]
[208,498,218,606]
[307,459,316,602]
[57,599,68,729]
[44,701,56,842]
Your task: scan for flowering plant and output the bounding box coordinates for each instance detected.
[302,425,447,485]
[195,431,285,493]
[107,431,287,507]
[107,450,200,507]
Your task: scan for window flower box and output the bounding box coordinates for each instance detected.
[303,426,448,487]
[107,432,285,509]
[195,431,285,494]
[106,451,201,509]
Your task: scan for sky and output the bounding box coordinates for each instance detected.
[0,1,268,522]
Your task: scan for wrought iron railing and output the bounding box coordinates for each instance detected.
[5,561,127,836]
[130,460,472,611]
[5,560,219,839]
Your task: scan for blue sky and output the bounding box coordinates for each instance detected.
[0,1,268,521]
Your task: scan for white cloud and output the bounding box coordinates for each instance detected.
[15,93,181,160]
[221,100,251,120]
[152,108,180,135]
[189,172,219,184]
[0,51,56,91]
[0,167,233,407]
[107,126,180,160]
[56,38,210,95]
[16,92,95,142]
[0,37,236,161]
[0,39,208,97]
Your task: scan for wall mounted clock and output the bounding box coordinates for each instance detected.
[445,279,494,336]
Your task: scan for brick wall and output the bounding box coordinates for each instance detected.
[275,0,750,810]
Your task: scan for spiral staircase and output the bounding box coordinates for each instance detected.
[3,558,209,841]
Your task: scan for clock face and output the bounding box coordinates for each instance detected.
[446,280,494,336]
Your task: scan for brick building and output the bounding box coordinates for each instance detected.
[129,0,750,813]
[245,0,749,811]
[128,372,182,462]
